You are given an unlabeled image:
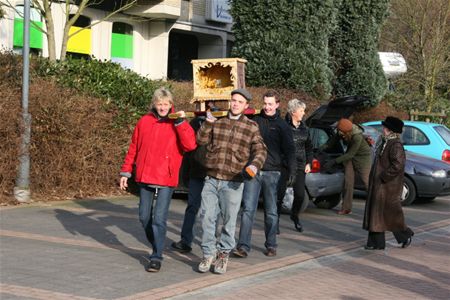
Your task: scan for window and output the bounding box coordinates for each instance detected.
[434,126,450,146]
[67,15,91,58]
[13,5,43,54]
[401,126,430,145]
[110,22,133,69]
[309,128,330,148]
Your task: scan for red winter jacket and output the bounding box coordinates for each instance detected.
[120,112,197,187]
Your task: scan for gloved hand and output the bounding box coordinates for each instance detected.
[323,159,336,171]
[242,165,257,180]
[286,174,296,187]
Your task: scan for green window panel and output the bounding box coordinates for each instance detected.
[13,18,43,49]
[111,33,133,59]
[111,33,133,58]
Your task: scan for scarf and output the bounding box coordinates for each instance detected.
[380,132,401,155]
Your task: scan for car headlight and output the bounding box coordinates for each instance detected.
[431,170,446,178]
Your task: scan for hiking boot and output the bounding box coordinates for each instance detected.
[214,252,229,274]
[337,209,352,215]
[145,260,161,272]
[264,248,277,257]
[198,255,215,273]
[171,240,192,253]
[232,247,248,258]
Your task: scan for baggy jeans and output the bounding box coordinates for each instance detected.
[200,176,244,257]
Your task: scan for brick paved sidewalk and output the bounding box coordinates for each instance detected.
[172,226,450,300]
[1,195,449,299]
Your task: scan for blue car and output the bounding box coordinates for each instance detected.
[362,120,450,163]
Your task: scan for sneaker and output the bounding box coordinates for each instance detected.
[145,260,161,272]
[171,240,192,253]
[264,248,277,257]
[214,252,229,274]
[232,247,248,258]
[337,209,352,215]
[198,256,215,273]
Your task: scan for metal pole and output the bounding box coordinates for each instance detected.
[14,0,31,203]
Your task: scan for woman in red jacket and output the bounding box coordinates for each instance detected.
[119,87,196,272]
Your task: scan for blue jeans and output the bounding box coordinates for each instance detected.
[139,185,174,261]
[200,176,244,257]
[237,171,280,252]
[180,177,204,246]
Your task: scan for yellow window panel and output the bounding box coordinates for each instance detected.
[67,26,91,54]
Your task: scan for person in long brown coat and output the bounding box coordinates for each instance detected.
[363,116,414,250]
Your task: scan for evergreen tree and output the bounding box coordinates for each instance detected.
[231,0,339,100]
[330,0,389,106]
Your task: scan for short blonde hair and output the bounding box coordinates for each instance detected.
[151,87,173,109]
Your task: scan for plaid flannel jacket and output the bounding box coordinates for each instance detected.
[197,114,267,181]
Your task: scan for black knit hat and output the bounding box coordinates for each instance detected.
[231,88,252,101]
[382,116,404,133]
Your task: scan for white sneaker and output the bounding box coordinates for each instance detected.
[214,252,229,274]
[198,256,215,273]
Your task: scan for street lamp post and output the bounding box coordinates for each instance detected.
[14,0,31,203]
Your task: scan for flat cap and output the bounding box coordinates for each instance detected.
[231,88,252,101]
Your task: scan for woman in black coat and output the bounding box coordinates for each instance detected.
[277,99,313,232]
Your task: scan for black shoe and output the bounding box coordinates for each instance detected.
[402,237,412,248]
[145,260,161,272]
[364,245,385,250]
[171,240,192,253]
[290,215,303,232]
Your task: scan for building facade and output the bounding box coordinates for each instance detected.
[0,0,234,80]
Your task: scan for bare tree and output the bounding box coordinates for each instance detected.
[381,0,449,112]
[1,0,138,61]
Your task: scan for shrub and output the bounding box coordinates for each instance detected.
[34,57,168,125]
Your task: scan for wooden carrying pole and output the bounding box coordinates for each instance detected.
[168,108,260,119]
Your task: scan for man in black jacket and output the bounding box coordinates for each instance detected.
[233,90,296,258]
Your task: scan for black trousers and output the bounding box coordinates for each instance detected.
[277,168,307,218]
[367,227,414,249]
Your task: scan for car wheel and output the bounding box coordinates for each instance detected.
[313,193,341,209]
[401,177,416,206]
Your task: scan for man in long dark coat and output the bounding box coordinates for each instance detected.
[363,116,414,250]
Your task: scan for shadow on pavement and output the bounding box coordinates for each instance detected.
[53,199,202,270]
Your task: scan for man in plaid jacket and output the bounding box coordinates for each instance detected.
[196,88,267,275]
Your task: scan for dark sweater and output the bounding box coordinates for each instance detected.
[253,110,296,176]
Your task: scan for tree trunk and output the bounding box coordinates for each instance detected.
[60,25,70,61]
[44,9,56,61]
